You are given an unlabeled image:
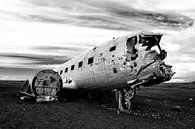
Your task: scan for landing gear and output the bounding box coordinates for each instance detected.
[115,87,136,113]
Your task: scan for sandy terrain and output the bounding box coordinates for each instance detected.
[0,80,194,129]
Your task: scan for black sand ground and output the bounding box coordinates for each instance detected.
[0,80,194,129]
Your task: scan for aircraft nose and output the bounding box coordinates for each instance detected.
[135,60,175,86]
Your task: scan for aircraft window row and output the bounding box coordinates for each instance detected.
[61,59,89,74]
[59,46,117,74]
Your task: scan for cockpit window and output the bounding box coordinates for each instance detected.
[126,36,137,53]
[139,35,162,52]
[138,34,167,60]
[126,36,138,61]
[126,34,163,61]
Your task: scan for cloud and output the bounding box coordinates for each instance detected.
[33,45,87,52]
[0,0,195,82]
[161,24,195,82]
[3,0,193,31]
[164,25,195,59]
[0,53,70,66]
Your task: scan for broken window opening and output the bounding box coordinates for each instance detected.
[138,34,167,60]
[78,61,83,68]
[88,57,94,64]
[65,68,68,73]
[126,36,138,61]
[71,65,75,70]
[109,46,116,52]
[139,35,162,52]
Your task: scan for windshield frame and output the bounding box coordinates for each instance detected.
[138,34,162,52]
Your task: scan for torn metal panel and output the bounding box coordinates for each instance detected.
[20,79,35,101]
[19,32,175,113]
[20,69,63,102]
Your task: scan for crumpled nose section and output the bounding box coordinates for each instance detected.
[159,64,175,81]
[134,60,175,86]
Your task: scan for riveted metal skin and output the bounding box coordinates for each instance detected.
[32,69,63,100]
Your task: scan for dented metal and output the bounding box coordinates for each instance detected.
[20,70,62,102]
[20,32,174,113]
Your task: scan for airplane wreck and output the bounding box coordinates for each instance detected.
[20,32,175,112]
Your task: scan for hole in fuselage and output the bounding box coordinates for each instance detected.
[113,68,118,73]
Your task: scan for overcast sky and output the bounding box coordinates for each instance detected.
[0,0,194,82]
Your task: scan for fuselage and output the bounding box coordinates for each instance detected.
[55,32,174,91]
